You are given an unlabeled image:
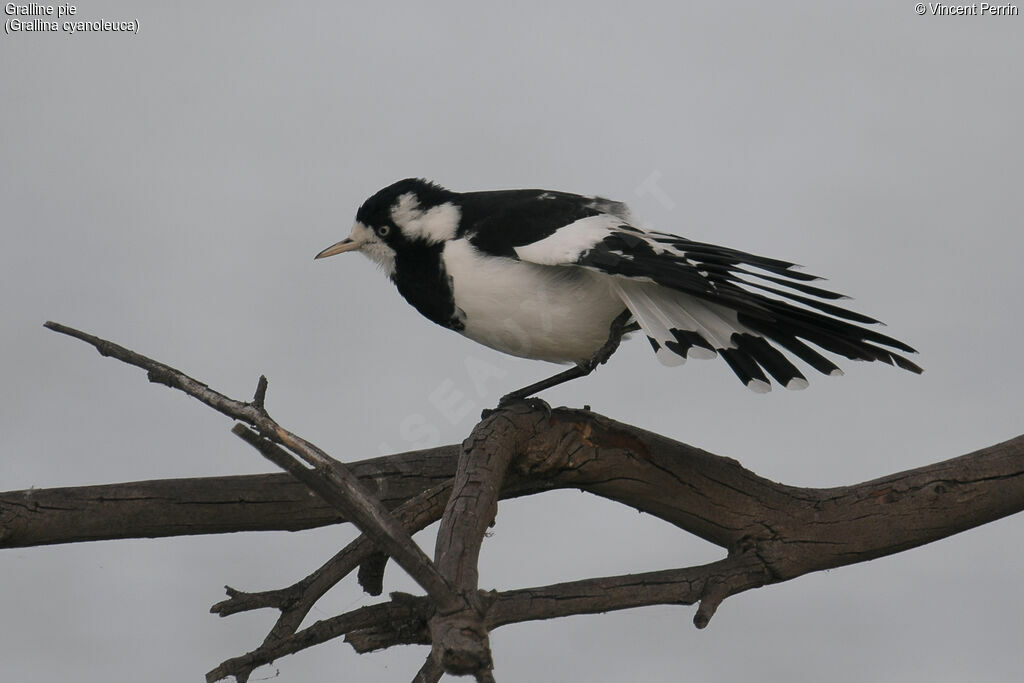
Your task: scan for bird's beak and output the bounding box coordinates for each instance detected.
[315,238,361,260]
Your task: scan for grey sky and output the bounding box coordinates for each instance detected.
[2,2,1022,681]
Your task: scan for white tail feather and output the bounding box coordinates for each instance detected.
[611,282,685,366]
[612,280,758,365]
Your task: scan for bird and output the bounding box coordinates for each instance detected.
[316,178,921,403]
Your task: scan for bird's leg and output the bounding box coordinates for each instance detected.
[586,309,638,368]
[498,310,635,406]
[496,365,589,407]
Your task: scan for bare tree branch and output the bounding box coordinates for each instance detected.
[412,653,445,683]
[209,419,1024,681]
[19,322,1024,682]
[0,449,460,548]
[42,322,464,614]
[426,407,538,678]
[213,425,454,645]
[206,553,769,677]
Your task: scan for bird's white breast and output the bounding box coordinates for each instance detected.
[442,239,625,364]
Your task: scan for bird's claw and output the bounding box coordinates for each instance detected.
[485,395,552,418]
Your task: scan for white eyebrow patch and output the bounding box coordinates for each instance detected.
[390,192,461,243]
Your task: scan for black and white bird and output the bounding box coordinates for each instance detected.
[316,178,921,402]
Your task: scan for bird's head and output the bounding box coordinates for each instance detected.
[315,178,459,276]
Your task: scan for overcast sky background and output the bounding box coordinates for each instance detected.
[2,2,1022,681]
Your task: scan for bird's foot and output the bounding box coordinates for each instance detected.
[483,395,551,419]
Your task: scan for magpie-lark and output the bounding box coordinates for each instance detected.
[316,178,921,402]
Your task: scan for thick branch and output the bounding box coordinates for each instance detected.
[7,421,1024,573]
[510,410,1024,578]
[426,407,539,677]
[0,448,458,548]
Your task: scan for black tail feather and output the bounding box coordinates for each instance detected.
[720,348,771,391]
[732,334,808,388]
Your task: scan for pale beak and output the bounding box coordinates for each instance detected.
[315,237,361,259]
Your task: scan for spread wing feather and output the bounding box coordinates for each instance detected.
[464,192,921,391]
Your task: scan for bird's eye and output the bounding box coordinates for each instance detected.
[376,225,391,237]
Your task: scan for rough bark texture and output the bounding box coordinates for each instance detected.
[6,322,1022,683]
[8,417,1020,562]
[0,452,457,548]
